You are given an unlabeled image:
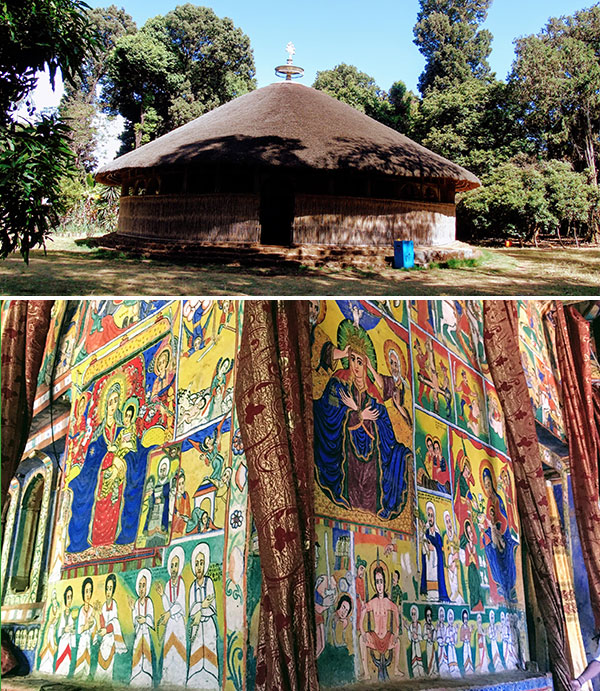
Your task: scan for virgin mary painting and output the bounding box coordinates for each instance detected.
[67,379,126,552]
[67,375,149,554]
[314,321,411,520]
[480,466,517,603]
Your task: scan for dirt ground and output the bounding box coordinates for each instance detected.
[1,240,599,296]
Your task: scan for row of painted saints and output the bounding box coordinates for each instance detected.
[315,562,522,681]
[39,545,219,688]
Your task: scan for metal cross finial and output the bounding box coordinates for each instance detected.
[286,42,295,64]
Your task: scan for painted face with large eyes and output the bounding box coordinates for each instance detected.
[84,581,92,603]
[194,553,205,579]
[107,391,119,419]
[170,556,179,581]
[349,350,366,383]
[138,576,147,598]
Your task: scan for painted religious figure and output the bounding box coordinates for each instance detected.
[38,590,60,673]
[331,595,353,649]
[129,569,155,686]
[143,455,173,545]
[187,543,219,688]
[445,609,461,677]
[404,605,424,678]
[487,610,502,672]
[359,566,403,680]
[420,501,449,601]
[436,607,448,675]
[74,578,97,678]
[443,511,462,603]
[460,609,474,675]
[157,547,187,686]
[422,605,437,676]
[475,613,490,673]
[67,366,154,557]
[314,321,411,520]
[454,366,487,440]
[479,467,517,603]
[55,586,76,676]
[170,468,191,539]
[95,574,127,680]
[68,381,125,550]
[460,520,485,611]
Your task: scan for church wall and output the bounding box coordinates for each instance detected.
[311,300,528,686]
[6,299,578,690]
[293,195,456,247]
[516,300,565,441]
[118,195,261,243]
[25,300,253,690]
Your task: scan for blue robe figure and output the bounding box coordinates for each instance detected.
[481,468,517,602]
[67,420,123,553]
[115,442,151,545]
[420,523,450,602]
[314,364,411,521]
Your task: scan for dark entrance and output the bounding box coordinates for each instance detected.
[259,175,294,245]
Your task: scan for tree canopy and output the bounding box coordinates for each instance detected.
[60,4,136,171]
[312,64,417,133]
[0,0,97,261]
[412,78,530,178]
[0,0,96,121]
[511,5,600,183]
[102,4,256,150]
[413,0,493,96]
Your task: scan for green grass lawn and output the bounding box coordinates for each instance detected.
[0,239,598,296]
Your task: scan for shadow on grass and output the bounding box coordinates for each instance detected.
[0,246,598,296]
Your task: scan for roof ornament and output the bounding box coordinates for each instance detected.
[275,42,304,81]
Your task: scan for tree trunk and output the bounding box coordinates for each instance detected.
[135,105,145,150]
[584,115,597,186]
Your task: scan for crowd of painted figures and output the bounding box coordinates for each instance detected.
[37,544,220,689]
[314,556,523,681]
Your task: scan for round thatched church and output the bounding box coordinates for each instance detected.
[97,81,480,247]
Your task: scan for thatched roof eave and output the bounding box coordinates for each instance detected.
[97,82,480,191]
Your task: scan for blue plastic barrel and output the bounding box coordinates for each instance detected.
[393,240,414,269]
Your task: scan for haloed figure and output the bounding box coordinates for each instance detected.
[359,566,403,680]
[96,573,127,680]
[156,547,186,686]
[187,544,218,689]
[129,569,154,686]
[55,587,76,676]
[74,578,97,678]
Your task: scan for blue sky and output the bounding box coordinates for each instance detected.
[83,0,593,92]
[26,0,591,163]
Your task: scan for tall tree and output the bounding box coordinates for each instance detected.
[0,0,96,261]
[413,0,493,96]
[102,4,256,150]
[510,5,600,184]
[411,78,531,178]
[312,64,417,132]
[60,5,136,171]
[313,63,389,119]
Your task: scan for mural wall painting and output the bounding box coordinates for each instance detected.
[517,300,565,440]
[4,298,534,689]
[34,300,249,691]
[313,301,527,687]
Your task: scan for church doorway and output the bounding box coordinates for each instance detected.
[259,175,295,246]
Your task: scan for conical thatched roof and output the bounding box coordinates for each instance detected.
[97,82,480,190]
